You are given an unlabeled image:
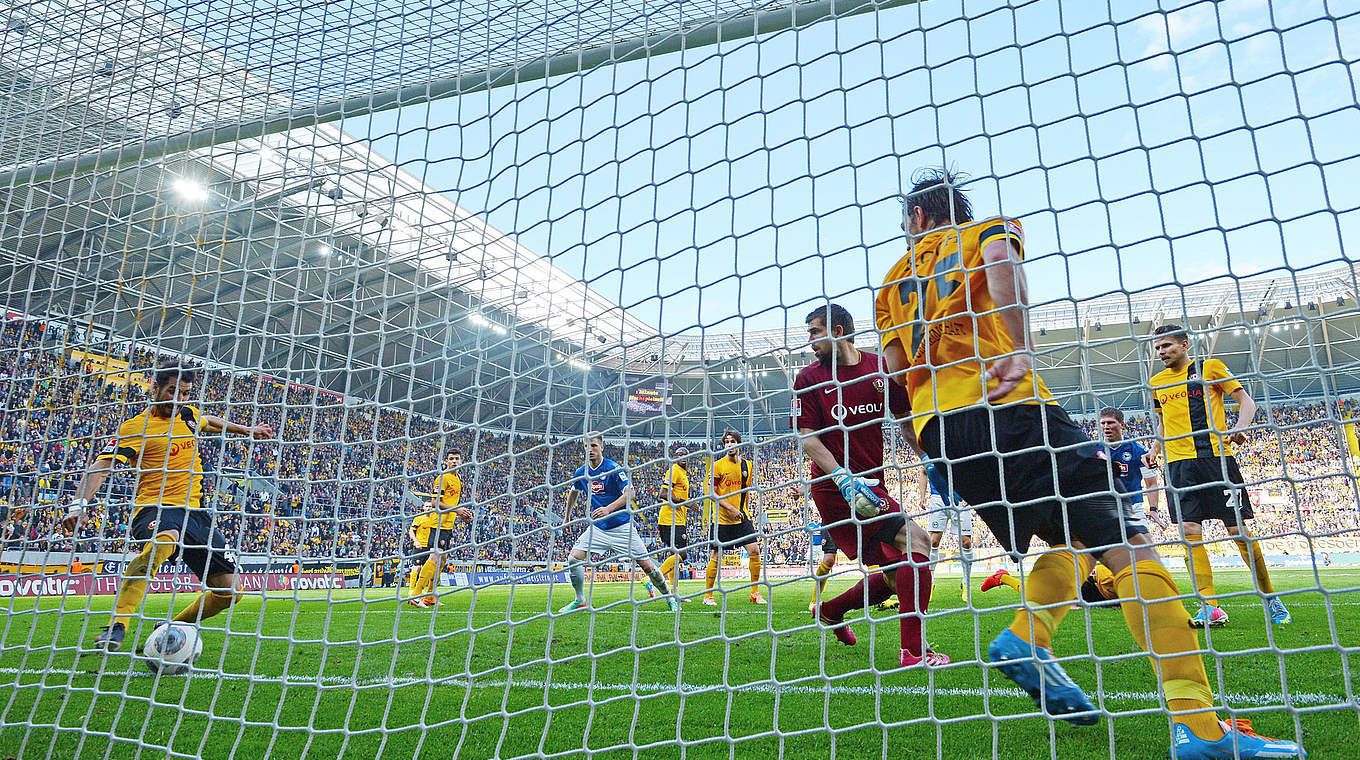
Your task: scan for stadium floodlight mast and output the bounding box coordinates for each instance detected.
[0,0,921,188]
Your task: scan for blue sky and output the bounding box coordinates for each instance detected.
[343,0,1358,337]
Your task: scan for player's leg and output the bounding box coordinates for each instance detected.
[558,541,591,612]
[629,527,678,610]
[703,524,721,604]
[810,531,836,612]
[745,524,765,604]
[95,507,186,652]
[657,525,679,590]
[1222,457,1288,624]
[1169,461,1224,626]
[958,511,975,602]
[172,512,241,623]
[416,530,443,604]
[886,514,946,665]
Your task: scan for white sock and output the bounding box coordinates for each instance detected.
[569,564,586,603]
[961,546,974,587]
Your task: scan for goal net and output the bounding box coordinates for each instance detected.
[1,0,1358,758]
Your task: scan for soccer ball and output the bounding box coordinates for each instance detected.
[141,623,202,675]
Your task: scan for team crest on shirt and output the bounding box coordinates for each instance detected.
[790,397,801,417]
[873,377,886,393]
[590,481,605,494]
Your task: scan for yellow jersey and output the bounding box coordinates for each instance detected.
[1151,358,1243,462]
[96,405,204,513]
[434,470,463,529]
[711,455,752,525]
[875,217,1053,436]
[659,462,689,525]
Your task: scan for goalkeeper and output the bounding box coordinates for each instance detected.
[63,363,274,654]
[792,303,945,668]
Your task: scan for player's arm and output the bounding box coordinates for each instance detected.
[61,456,114,531]
[563,488,579,525]
[1226,387,1257,445]
[799,427,884,516]
[880,340,924,457]
[199,412,275,439]
[592,485,634,520]
[981,235,1033,401]
[1144,411,1164,466]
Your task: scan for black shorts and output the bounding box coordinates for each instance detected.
[1166,457,1252,526]
[130,505,237,579]
[1080,578,1120,607]
[714,517,759,549]
[920,404,1149,558]
[658,523,688,551]
[425,528,453,552]
[818,529,838,556]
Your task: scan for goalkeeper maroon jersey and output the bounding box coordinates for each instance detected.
[792,350,909,485]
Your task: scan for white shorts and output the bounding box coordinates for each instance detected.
[572,522,650,559]
[1121,496,1149,532]
[926,494,973,536]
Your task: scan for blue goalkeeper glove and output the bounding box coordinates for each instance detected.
[829,467,885,517]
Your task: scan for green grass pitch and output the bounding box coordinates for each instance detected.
[2,568,1356,759]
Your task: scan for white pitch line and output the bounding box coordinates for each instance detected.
[0,666,1351,708]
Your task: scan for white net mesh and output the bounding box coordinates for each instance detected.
[1,0,1358,757]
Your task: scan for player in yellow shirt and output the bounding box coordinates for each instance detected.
[648,445,692,601]
[874,169,1302,757]
[702,431,764,606]
[407,450,471,608]
[63,363,275,654]
[1146,324,1288,628]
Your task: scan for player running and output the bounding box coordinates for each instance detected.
[793,303,946,668]
[647,444,692,601]
[557,434,677,613]
[921,459,974,603]
[876,169,1302,758]
[407,450,472,608]
[1147,325,1290,628]
[701,431,766,606]
[63,363,274,653]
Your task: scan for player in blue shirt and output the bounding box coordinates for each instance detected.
[1099,407,1167,531]
[557,434,678,613]
[922,460,975,602]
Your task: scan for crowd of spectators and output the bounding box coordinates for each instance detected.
[1,317,1357,572]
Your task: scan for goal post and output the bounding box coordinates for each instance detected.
[0,1,1358,759]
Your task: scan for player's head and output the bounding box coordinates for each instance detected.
[444,449,462,468]
[1098,407,1126,442]
[673,445,690,468]
[805,303,855,365]
[901,168,972,236]
[721,430,742,454]
[151,362,197,414]
[585,433,604,464]
[1152,324,1190,368]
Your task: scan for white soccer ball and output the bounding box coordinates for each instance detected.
[141,623,203,675]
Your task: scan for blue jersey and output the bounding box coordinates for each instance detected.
[573,458,632,529]
[810,521,823,546]
[923,462,965,506]
[1108,441,1150,504]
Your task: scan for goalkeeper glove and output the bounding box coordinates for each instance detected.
[829,467,885,517]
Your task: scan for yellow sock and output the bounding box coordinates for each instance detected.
[1007,546,1093,650]
[749,555,762,587]
[418,559,439,601]
[1233,533,1275,595]
[659,555,678,590]
[408,568,419,589]
[1185,538,1218,606]
[173,590,236,623]
[113,532,178,628]
[999,573,1022,592]
[813,560,835,601]
[1114,560,1223,742]
[705,555,719,595]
